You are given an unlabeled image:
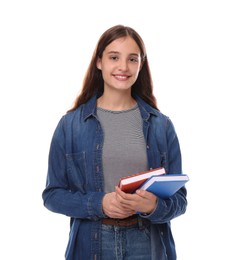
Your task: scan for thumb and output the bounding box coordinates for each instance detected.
[135,189,147,197]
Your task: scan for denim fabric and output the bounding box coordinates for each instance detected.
[42,95,187,260]
[101,219,151,260]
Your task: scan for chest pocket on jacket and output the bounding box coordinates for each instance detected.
[66,152,87,192]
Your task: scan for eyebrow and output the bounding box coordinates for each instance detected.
[106,51,139,56]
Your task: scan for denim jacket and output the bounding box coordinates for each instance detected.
[42,95,187,260]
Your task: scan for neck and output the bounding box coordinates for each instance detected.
[97,90,136,111]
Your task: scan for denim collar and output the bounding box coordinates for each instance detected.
[82,95,158,121]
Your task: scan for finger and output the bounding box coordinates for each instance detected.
[115,186,135,200]
[105,207,135,218]
[136,189,156,199]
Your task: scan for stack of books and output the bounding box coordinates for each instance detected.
[118,167,189,198]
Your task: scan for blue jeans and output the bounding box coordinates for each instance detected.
[101,218,151,260]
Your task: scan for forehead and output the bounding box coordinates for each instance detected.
[104,36,140,55]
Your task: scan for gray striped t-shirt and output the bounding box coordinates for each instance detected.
[97,104,148,193]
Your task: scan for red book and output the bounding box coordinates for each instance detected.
[118,167,166,193]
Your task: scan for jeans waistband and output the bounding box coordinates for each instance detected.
[101,215,139,227]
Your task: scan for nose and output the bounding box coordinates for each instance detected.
[118,59,128,71]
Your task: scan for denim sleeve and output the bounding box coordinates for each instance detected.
[141,117,188,223]
[42,117,106,220]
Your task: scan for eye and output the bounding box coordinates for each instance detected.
[109,55,119,61]
[129,56,139,63]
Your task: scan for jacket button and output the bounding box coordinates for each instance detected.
[147,145,150,149]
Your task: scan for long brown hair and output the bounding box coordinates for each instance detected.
[68,25,159,112]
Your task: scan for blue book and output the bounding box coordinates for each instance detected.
[138,174,189,199]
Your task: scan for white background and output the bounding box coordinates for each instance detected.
[1,0,232,259]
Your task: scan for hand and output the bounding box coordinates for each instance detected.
[102,192,135,219]
[115,186,158,214]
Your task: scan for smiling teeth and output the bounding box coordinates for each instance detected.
[115,75,127,79]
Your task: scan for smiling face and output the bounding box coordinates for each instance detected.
[96,36,142,94]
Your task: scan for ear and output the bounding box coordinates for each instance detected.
[96,57,102,70]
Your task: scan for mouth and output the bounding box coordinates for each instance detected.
[113,74,130,81]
